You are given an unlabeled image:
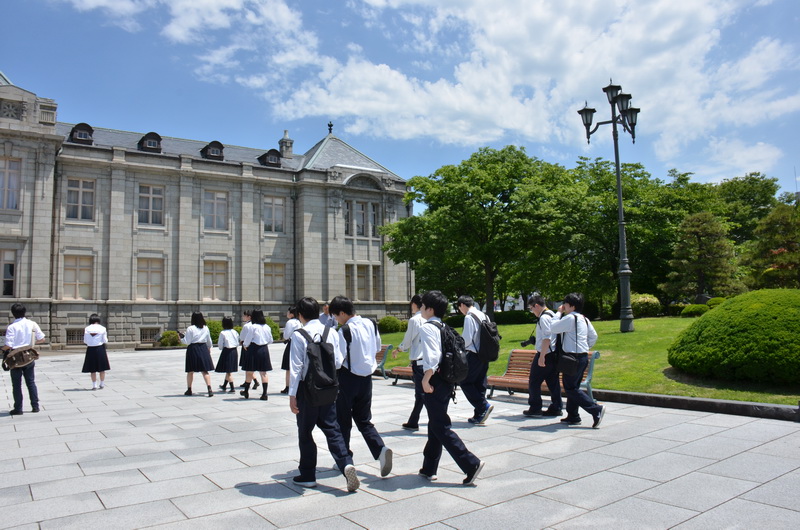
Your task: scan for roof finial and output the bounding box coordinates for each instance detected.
[327,121,333,134]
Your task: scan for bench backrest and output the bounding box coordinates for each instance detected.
[506,349,599,383]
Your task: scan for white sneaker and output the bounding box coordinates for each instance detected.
[99,382,105,389]
[379,446,393,477]
[344,464,360,492]
[91,384,97,390]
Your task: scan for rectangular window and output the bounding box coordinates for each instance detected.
[344,202,352,236]
[345,265,354,299]
[203,191,228,231]
[372,265,381,300]
[140,328,160,343]
[0,158,20,210]
[136,258,164,300]
[138,185,164,225]
[263,197,285,233]
[356,203,366,236]
[371,203,380,237]
[66,179,94,221]
[357,265,368,300]
[64,255,93,299]
[203,260,227,300]
[0,249,15,297]
[66,329,84,345]
[263,263,286,301]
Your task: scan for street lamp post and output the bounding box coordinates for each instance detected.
[578,80,640,333]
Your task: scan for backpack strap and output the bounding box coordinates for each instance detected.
[340,324,352,370]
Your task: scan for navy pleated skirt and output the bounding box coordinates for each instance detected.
[215,346,239,373]
[281,340,291,371]
[185,343,214,373]
[82,345,110,373]
[242,343,272,372]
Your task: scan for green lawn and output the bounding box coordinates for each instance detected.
[380,317,800,406]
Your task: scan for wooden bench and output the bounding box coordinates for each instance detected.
[391,364,414,385]
[373,344,394,380]
[487,349,600,401]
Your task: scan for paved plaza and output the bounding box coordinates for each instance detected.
[1,346,799,529]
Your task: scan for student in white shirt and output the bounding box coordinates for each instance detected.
[2,303,46,415]
[181,311,214,397]
[280,306,302,394]
[456,295,493,425]
[215,316,239,393]
[288,297,359,492]
[396,294,427,430]
[238,310,259,391]
[82,313,110,390]
[240,309,274,400]
[330,295,393,478]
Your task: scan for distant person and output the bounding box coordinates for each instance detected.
[240,309,274,400]
[396,294,426,430]
[418,290,484,485]
[238,310,259,391]
[456,295,493,425]
[2,303,45,415]
[288,297,359,492]
[550,293,604,428]
[329,295,393,478]
[82,314,110,390]
[215,316,239,393]
[319,303,336,328]
[181,312,214,397]
[280,306,302,394]
[522,296,562,417]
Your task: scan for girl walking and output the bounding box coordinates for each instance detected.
[182,312,214,397]
[280,306,301,394]
[238,310,259,391]
[82,314,110,390]
[240,309,274,400]
[216,316,239,392]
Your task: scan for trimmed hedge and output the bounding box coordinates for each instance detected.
[681,304,710,317]
[206,320,223,343]
[379,316,403,333]
[493,310,534,325]
[667,303,688,317]
[631,293,662,318]
[668,289,800,384]
[158,330,181,347]
[207,318,278,342]
[444,314,465,327]
[706,297,726,309]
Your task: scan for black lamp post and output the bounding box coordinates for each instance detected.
[578,80,640,333]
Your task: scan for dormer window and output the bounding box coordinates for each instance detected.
[201,141,224,161]
[68,123,94,145]
[257,149,282,167]
[137,132,162,153]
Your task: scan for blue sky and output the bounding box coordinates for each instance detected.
[4,0,799,195]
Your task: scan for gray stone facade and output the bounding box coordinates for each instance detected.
[0,75,414,348]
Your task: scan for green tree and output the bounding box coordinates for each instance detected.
[660,212,744,299]
[744,204,800,288]
[715,172,779,245]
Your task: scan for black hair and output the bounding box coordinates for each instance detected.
[528,295,546,308]
[410,294,422,310]
[222,316,234,330]
[421,290,448,318]
[457,295,474,308]
[251,310,266,325]
[11,303,26,319]
[296,297,320,321]
[563,292,584,312]
[287,306,297,318]
[191,312,206,328]
[329,295,354,317]
[88,313,102,325]
[242,310,252,317]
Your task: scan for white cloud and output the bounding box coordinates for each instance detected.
[63,0,156,31]
[686,137,784,182]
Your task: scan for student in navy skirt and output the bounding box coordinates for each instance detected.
[238,310,258,391]
[216,316,239,392]
[181,312,214,397]
[240,309,274,400]
[280,306,302,394]
[82,313,110,390]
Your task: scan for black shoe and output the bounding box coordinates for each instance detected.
[240,382,251,399]
[292,475,317,488]
[560,416,581,425]
[228,385,235,393]
[9,410,22,416]
[463,461,485,486]
[280,387,289,394]
[260,394,268,401]
[592,406,606,429]
[219,383,228,391]
[418,469,437,481]
[542,408,563,417]
[207,386,214,398]
[252,380,259,390]
[31,407,40,413]
[184,389,192,396]
[402,423,419,431]
[523,408,543,417]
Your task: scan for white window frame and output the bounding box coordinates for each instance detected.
[0,158,20,210]
[136,257,164,300]
[263,263,286,301]
[0,249,15,297]
[203,190,228,231]
[138,184,165,226]
[63,255,93,300]
[66,178,95,221]
[263,196,285,234]
[203,260,227,300]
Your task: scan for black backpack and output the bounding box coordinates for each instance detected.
[297,327,339,406]
[469,313,501,363]
[426,320,469,384]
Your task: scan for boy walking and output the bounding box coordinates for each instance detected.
[329,295,393,477]
[288,297,359,492]
[3,303,46,415]
[456,295,493,424]
[396,294,426,430]
[419,291,484,485]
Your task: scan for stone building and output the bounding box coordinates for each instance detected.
[0,73,413,348]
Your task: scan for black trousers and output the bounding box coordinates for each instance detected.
[406,362,426,426]
[10,362,38,412]
[460,351,489,417]
[527,352,562,411]
[336,368,385,460]
[421,374,480,476]
[295,387,352,480]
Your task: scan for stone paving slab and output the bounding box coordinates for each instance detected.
[1,346,799,528]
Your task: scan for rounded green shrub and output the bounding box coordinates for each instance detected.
[631,293,662,318]
[206,320,223,343]
[494,310,534,325]
[681,304,709,317]
[668,289,800,384]
[378,316,402,333]
[265,316,280,340]
[398,319,409,332]
[667,303,688,317]
[158,330,182,347]
[706,297,726,309]
[444,314,465,328]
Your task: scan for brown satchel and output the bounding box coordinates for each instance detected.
[2,331,39,371]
